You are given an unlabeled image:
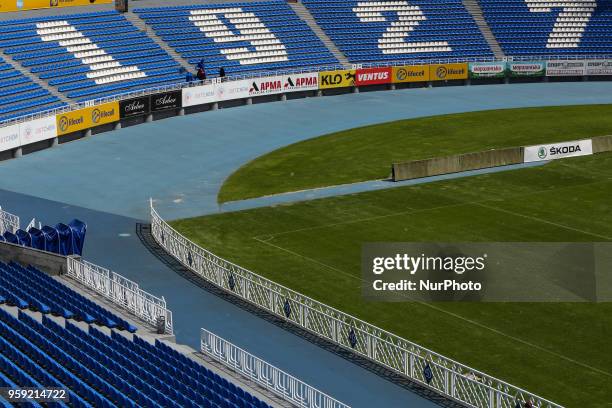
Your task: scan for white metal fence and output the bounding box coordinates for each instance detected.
[0,206,20,235]
[201,328,351,408]
[66,256,173,334]
[150,201,563,408]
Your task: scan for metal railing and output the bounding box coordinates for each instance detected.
[3,54,610,129]
[66,256,173,334]
[201,328,351,408]
[150,200,563,408]
[0,206,20,235]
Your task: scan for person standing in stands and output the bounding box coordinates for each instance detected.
[196,67,206,81]
[219,67,226,81]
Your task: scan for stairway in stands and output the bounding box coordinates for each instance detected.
[462,0,505,59]
[123,12,194,73]
[288,1,350,66]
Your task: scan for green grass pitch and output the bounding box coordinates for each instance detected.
[173,107,612,406]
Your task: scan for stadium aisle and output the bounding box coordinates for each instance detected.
[1,83,612,407]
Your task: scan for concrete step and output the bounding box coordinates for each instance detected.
[124,12,193,73]
[2,52,72,104]
[462,0,505,59]
[288,1,350,66]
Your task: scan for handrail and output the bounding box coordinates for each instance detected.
[0,206,20,235]
[66,256,173,334]
[150,200,563,408]
[201,328,351,408]
[2,54,610,128]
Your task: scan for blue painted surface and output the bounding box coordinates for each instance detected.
[0,82,611,220]
[0,82,610,407]
[220,161,548,213]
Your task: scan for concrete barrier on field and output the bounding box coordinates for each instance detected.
[592,135,612,153]
[392,147,524,181]
[0,242,67,276]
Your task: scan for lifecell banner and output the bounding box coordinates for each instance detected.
[355,67,392,86]
[56,101,119,136]
[524,139,593,163]
[430,63,468,81]
[318,70,356,89]
[392,65,429,83]
[468,62,506,79]
[509,61,545,77]
[0,0,113,12]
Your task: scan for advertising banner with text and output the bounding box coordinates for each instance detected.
[150,91,181,112]
[279,72,319,92]
[182,84,216,107]
[318,70,356,89]
[469,62,507,79]
[0,124,20,153]
[19,116,57,145]
[391,65,429,83]
[524,139,593,163]
[585,60,612,76]
[119,96,150,118]
[56,101,119,136]
[509,61,545,77]
[215,79,251,101]
[430,63,468,81]
[546,60,586,76]
[355,67,392,86]
[0,0,112,12]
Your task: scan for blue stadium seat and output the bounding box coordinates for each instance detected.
[302,0,494,64]
[135,1,339,77]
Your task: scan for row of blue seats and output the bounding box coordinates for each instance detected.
[0,95,59,115]
[0,26,138,48]
[2,219,85,256]
[0,15,126,34]
[0,102,66,123]
[69,74,183,99]
[39,56,175,80]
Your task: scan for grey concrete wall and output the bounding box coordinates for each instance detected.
[593,135,612,154]
[0,242,68,276]
[392,147,524,181]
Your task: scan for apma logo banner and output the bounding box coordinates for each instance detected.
[509,61,545,77]
[524,139,593,163]
[355,67,391,86]
[282,73,318,91]
[468,62,506,79]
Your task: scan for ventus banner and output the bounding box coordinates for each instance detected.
[468,62,507,79]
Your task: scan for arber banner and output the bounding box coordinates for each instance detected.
[392,65,429,83]
[355,67,392,86]
[318,70,356,89]
[56,101,119,136]
[150,91,181,112]
[430,63,468,81]
[119,96,150,118]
